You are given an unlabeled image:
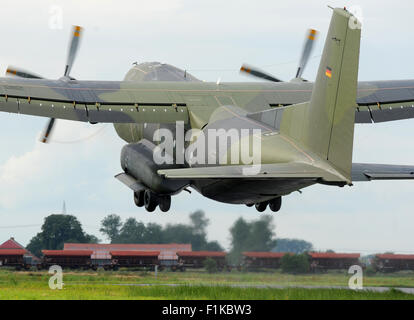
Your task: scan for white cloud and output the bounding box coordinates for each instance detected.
[0,120,121,208]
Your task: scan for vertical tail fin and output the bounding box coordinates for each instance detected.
[303,8,361,181]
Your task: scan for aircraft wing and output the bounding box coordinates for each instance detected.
[356,80,414,123]
[2,76,414,125]
[158,163,341,181]
[0,78,189,124]
[352,163,414,181]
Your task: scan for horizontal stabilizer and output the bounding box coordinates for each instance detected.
[158,163,341,181]
[352,163,414,181]
[115,173,146,192]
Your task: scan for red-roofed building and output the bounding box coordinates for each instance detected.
[176,251,228,270]
[373,254,414,272]
[0,249,26,255]
[308,252,361,271]
[242,252,290,270]
[41,250,93,269]
[376,254,414,260]
[110,251,160,257]
[0,249,26,268]
[0,238,24,249]
[42,250,93,256]
[177,251,226,258]
[309,252,360,259]
[109,251,160,269]
[0,237,40,266]
[64,243,192,266]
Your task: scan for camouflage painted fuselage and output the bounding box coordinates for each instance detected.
[0,9,414,205]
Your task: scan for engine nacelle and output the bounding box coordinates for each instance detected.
[120,140,188,195]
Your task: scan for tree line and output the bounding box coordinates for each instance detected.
[26,210,313,261]
[99,210,222,251]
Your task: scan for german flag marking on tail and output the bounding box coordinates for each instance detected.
[325,66,332,78]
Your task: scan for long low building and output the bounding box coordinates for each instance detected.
[242,252,288,269]
[110,251,160,269]
[64,243,192,266]
[176,251,227,270]
[0,237,40,265]
[373,254,414,272]
[0,249,27,268]
[309,252,361,271]
[41,250,94,269]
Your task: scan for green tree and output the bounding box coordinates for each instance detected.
[229,217,251,264]
[203,258,218,273]
[25,234,43,258]
[247,216,277,252]
[163,224,198,245]
[189,211,223,251]
[143,223,164,243]
[99,214,122,242]
[203,241,223,251]
[99,211,223,251]
[281,254,310,274]
[229,216,277,264]
[117,218,146,243]
[84,234,100,244]
[190,210,209,234]
[26,214,99,257]
[273,238,313,254]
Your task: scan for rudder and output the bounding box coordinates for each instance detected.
[302,8,361,181]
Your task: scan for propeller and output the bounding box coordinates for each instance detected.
[240,65,281,82]
[240,28,318,82]
[64,26,83,78]
[6,67,42,79]
[5,25,84,143]
[40,118,56,143]
[295,29,318,79]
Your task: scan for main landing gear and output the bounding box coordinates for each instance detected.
[248,197,282,213]
[134,190,171,212]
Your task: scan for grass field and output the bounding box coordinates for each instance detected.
[0,269,413,300]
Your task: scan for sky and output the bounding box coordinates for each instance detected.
[0,0,414,254]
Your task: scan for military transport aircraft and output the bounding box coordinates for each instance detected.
[2,7,414,213]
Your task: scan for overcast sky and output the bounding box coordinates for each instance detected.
[0,0,414,254]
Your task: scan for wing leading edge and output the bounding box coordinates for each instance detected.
[355,80,414,124]
[0,78,189,124]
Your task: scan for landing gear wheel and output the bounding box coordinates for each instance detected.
[144,190,158,212]
[134,191,144,207]
[255,201,268,212]
[159,195,171,212]
[269,197,282,212]
[246,203,254,207]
